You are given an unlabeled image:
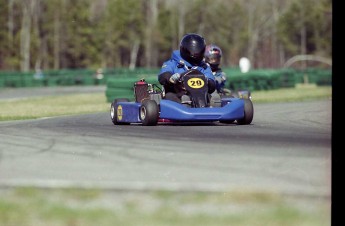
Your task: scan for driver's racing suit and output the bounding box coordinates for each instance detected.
[158,50,216,102]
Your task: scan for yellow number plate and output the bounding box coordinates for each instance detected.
[187,78,205,88]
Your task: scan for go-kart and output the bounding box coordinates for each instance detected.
[110,69,254,126]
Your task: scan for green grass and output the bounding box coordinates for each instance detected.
[251,84,332,103]
[0,93,108,121]
[0,187,330,226]
[0,85,332,121]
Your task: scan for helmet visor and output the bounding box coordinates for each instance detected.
[207,54,221,65]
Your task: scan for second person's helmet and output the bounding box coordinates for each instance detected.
[180,33,206,66]
[205,44,223,68]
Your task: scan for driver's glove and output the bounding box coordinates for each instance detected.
[169,73,181,84]
[221,75,227,82]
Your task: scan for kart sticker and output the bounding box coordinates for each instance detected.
[187,78,205,89]
[117,105,123,120]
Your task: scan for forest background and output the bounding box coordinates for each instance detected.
[0,0,332,72]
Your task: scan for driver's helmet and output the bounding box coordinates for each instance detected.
[205,44,222,69]
[180,33,206,66]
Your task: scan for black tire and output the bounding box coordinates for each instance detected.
[140,100,159,126]
[237,99,254,125]
[110,98,130,125]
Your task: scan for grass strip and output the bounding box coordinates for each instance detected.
[0,187,330,226]
[0,86,332,121]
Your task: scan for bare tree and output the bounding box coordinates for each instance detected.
[144,0,158,67]
[20,0,37,72]
[129,40,140,70]
[53,9,60,70]
[8,0,15,51]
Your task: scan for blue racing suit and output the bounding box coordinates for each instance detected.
[158,50,216,98]
[159,50,215,80]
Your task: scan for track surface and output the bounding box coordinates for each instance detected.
[0,98,331,198]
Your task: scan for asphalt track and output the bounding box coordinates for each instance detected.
[0,88,331,199]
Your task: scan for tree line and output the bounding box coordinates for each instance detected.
[0,0,332,72]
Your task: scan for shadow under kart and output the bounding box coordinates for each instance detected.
[110,69,254,126]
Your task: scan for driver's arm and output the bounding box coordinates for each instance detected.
[158,71,173,85]
[201,65,216,93]
[158,60,178,85]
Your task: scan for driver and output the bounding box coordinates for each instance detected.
[204,44,231,95]
[158,33,216,102]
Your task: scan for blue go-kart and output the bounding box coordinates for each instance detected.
[110,69,254,126]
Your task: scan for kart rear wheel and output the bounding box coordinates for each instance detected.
[110,98,130,125]
[237,99,254,125]
[140,100,159,126]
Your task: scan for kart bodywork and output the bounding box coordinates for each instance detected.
[110,69,254,126]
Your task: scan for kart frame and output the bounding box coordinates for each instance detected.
[110,72,254,126]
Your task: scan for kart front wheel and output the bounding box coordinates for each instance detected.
[140,100,159,126]
[237,99,254,125]
[110,98,130,125]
